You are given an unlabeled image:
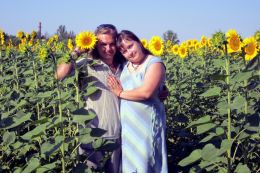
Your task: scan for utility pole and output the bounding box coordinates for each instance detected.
[38,22,42,39]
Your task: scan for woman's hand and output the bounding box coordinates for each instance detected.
[107,75,123,97]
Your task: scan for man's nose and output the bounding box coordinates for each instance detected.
[105,45,113,51]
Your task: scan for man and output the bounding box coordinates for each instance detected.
[56,24,124,173]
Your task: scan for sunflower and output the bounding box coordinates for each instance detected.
[31,31,37,39]
[186,40,193,48]
[171,44,179,55]
[178,45,188,59]
[243,37,258,61]
[149,36,164,56]
[141,39,148,49]
[16,31,24,39]
[38,46,48,62]
[76,31,97,50]
[25,33,30,40]
[7,39,13,48]
[53,34,59,41]
[226,29,241,53]
[200,35,207,47]
[0,32,4,45]
[67,39,74,52]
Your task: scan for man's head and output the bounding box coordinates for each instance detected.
[91,24,117,64]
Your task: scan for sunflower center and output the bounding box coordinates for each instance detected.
[154,41,161,50]
[245,43,255,55]
[229,36,240,51]
[83,37,92,46]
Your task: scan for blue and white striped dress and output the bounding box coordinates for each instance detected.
[120,56,168,173]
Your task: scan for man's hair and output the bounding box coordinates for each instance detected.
[95,24,118,40]
[90,24,125,66]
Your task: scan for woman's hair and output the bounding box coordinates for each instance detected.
[90,24,125,66]
[116,30,152,56]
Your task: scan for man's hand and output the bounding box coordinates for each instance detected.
[159,85,169,102]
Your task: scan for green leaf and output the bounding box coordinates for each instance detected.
[3,131,16,146]
[201,144,219,161]
[78,134,94,144]
[231,95,246,110]
[178,149,202,167]
[234,163,251,173]
[215,127,225,136]
[233,71,252,83]
[200,86,221,97]
[37,91,53,98]
[219,139,232,155]
[41,136,63,158]
[200,133,216,143]
[197,123,216,135]
[22,158,40,173]
[210,74,228,81]
[72,113,96,125]
[21,123,47,140]
[187,115,211,128]
[14,167,23,173]
[36,162,57,173]
[23,69,34,75]
[212,59,225,68]
[15,100,28,109]
[217,100,228,115]
[84,86,98,96]
[92,138,104,149]
[12,111,32,126]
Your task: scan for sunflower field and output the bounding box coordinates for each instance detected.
[0,29,259,173]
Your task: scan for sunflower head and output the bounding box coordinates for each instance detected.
[200,35,207,47]
[31,31,37,39]
[141,39,148,49]
[67,39,74,52]
[148,36,164,56]
[38,46,49,62]
[211,31,226,49]
[254,30,260,43]
[243,37,258,61]
[178,45,188,59]
[226,29,242,53]
[17,31,25,39]
[75,31,97,50]
[0,32,5,45]
[171,44,179,55]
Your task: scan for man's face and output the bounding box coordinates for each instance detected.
[96,34,117,62]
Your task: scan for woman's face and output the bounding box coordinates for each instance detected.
[119,39,144,64]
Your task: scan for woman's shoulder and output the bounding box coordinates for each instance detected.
[146,55,164,65]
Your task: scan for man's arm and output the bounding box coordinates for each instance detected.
[55,63,74,80]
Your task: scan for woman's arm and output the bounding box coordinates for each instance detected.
[107,62,165,101]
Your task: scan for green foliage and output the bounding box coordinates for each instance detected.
[164,45,259,172]
[0,48,110,172]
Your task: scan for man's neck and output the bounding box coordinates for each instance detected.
[101,59,113,66]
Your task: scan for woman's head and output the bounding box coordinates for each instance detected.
[117,30,151,64]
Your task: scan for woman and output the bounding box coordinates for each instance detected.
[107,30,168,173]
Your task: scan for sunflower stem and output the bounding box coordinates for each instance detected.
[224,42,232,173]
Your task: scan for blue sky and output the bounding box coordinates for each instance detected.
[1,0,259,42]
